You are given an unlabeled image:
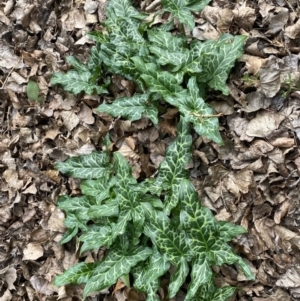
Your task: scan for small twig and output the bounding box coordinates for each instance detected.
[0,56,22,90]
[285,0,296,12]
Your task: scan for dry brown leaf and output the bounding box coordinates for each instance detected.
[0,266,17,290]
[22,183,37,194]
[78,103,95,124]
[47,208,66,233]
[239,55,267,75]
[60,111,80,131]
[246,111,285,138]
[285,19,300,39]
[23,243,44,260]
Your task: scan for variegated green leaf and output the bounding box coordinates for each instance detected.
[161,0,210,29]
[186,255,212,301]
[106,17,144,45]
[80,179,112,204]
[79,225,113,253]
[133,266,161,301]
[154,119,192,212]
[83,246,152,297]
[162,0,195,29]
[194,278,236,301]
[184,0,211,11]
[132,57,185,98]
[172,77,223,144]
[55,152,111,180]
[147,30,185,52]
[134,248,170,292]
[168,259,189,298]
[179,180,219,254]
[51,70,107,95]
[60,226,78,244]
[113,211,131,236]
[192,34,247,95]
[209,241,254,280]
[54,262,99,286]
[218,220,247,242]
[64,213,89,232]
[144,210,191,264]
[88,201,119,219]
[57,195,95,216]
[51,56,106,95]
[149,46,189,73]
[97,93,158,124]
[155,119,191,188]
[100,43,139,80]
[106,0,146,20]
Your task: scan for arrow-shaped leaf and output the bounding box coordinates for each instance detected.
[55,152,111,180]
[97,93,158,124]
[192,34,246,95]
[79,225,113,253]
[186,255,212,301]
[195,278,236,301]
[132,56,185,98]
[54,262,99,286]
[84,246,152,297]
[172,77,223,144]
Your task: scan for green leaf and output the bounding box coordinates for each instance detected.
[179,180,219,254]
[51,71,107,95]
[54,262,99,286]
[88,201,119,219]
[133,266,161,301]
[50,56,107,95]
[168,259,189,298]
[194,278,236,301]
[173,77,223,144]
[100,43,138,80]
[132,57,185,98]
[186,255,212,300]
[161,0,210,29]
[83,246,152,297]
[27,80,40,101]
[113,211,132,236]
[80,179,112,204]
[192,34,247,95]
[113,152,146,226]
[185,0,211,11]
[218,220,247,242]
[134,248,170,292]
[147,30,185,52]
[106,0,146,20]
[210,241,254,280]
[79,225,113,253]
[162,0,195,29]
[60,226,78,244]
[58,195,95,215]
[154,119,192,212]
[55,152,111,180]
[144,210,191,264]
[63,212,89,232]
[97,93,158,124]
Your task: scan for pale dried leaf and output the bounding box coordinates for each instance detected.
[23,243,44,260]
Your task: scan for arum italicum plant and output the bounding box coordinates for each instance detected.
[51,0,254,300]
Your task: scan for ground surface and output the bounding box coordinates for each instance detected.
[1,0,300,300]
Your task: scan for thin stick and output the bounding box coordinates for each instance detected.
[0,56,22,90]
